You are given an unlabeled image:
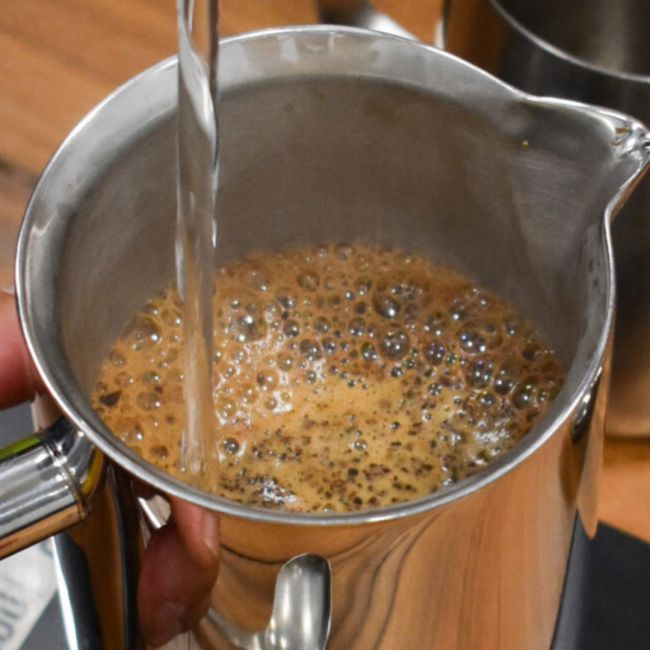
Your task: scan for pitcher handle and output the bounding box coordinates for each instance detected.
[0,416,101,558]
[204,553,332,650]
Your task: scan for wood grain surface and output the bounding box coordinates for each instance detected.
[1,0,648,543]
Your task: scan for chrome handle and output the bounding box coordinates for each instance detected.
[0,417,101,558]
[207,553,332,650]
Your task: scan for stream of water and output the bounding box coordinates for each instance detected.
[176,0,220,486]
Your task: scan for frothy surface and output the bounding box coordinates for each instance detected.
[91,244,564,512]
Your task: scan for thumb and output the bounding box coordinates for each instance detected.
[138,500,219,646]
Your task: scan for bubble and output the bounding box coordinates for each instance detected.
[335,243,354,260]
[314,316,330,333]
[137,392,160,411]
[361,342,378,361]
[348,317,366,337]
[217,397,236,419]
[372,292,401,319]
[265,397,278,411]
[423,341,445,365]
[353,439,367,451]
[328,295,342,310]
[223,437,240,455]
[450,299,467,321]
[459,329,486,354]
[355,277,372,295]
[140,371,161,385]
[161,309,183,328]
[477,391,496,407]
[126,316,162,350]
[450,286,491,321]
[380,328,410,361]
[140,414,159,429]
[299,339,321,361]
[428,383,442,396]
[503,318,520,336]
[278,354,293,371]
[244,265,272,291]
[143,302,159,317]
[149,445,169,460]
[513,381,536,410]
[424,314,448,336]
[276,289,296,310]
[322,338,337,354]
[256,370,278,392]
[115,371,134,388]
[223,364,237,379]
[109,350,126,367]
[324,277,337,290]
[354,255,370,272]
[115,417,143,444]
[234,313,266,342]
[494,361,521,395]
[344,290,355,301]
[297,271,320,292]
[232,347,248,365]
[240,384,257,403]
[465,360,493,388]
[283,320,301,338]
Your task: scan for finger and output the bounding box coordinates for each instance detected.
[138,503,219,647]
[169,496,219,571]
[0,291,36,407]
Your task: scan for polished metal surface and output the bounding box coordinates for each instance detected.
[0,418,100,558]
[439,0,650,436]
[315,0,415,39]
[53,460,143,650]
[203,554,331,650]
[10,26,650,650]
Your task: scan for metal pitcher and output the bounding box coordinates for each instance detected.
[1,25,649,650]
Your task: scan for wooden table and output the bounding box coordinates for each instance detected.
[1,0,649,543]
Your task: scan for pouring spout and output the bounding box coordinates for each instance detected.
[581,105,650,223]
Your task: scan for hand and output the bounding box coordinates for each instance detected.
[139,497,219,646]
[0,291,219,647]
[0,291,38,408]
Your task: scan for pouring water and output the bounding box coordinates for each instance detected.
[176,0,219,485]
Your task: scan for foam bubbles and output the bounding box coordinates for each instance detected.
[380,328,410,361]
[92,243,565,513]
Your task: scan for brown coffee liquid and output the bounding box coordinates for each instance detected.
[91,244,564,512]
